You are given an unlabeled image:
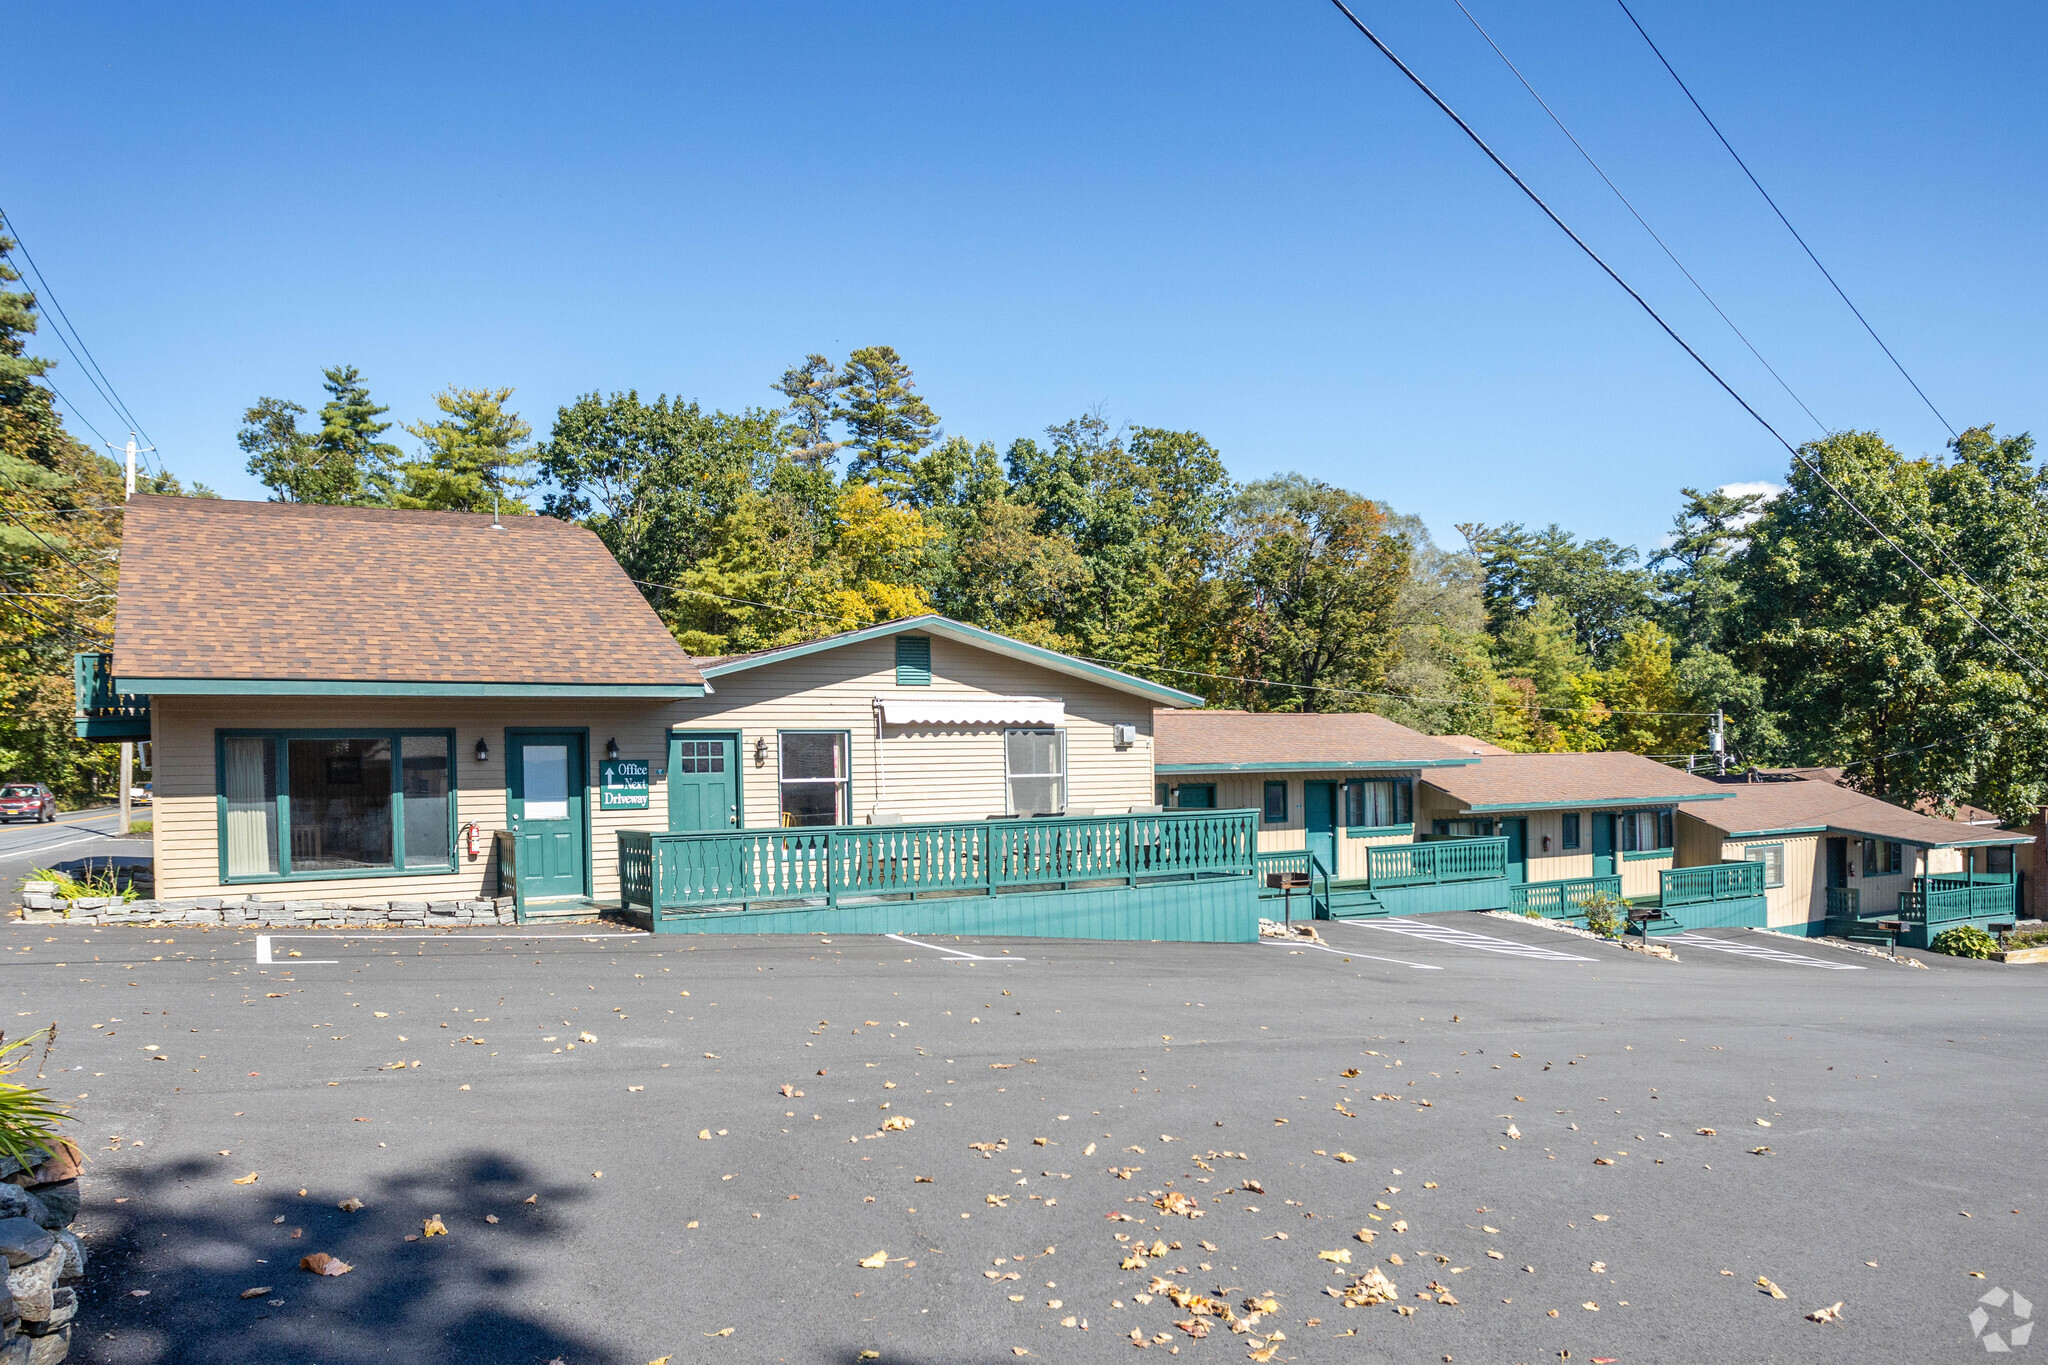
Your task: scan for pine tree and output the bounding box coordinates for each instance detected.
[840,345,938,496]
[397,386,536,512]
[772,354,843,467]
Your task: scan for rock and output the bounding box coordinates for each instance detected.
[18,896,51,912]
[47,1235,80,1286]
[20,1288,71,1335]
[4,1144,81,1188]
[0,1153,46,1187]
[0,1222,53,1270]
[0,1335,31,1365]
[23,1325,66,1365]
[7,1248,61,1318]
[21,1187,74,1231]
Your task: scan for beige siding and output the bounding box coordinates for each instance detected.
[152,632,1162,900]
[1203,771,1424,880]
[1717,834,1821,928]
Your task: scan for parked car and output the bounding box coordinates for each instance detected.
[0,783,56,824]
[128,783,152,806]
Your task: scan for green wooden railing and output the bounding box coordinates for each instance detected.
[1660,861,1765,908]
[1510,874,1622,917]
[1898,875,2015,926]
[1255,849,1333,919]
[621,809,1260,916]
[72,652,150,740]
[1365,836,1508,888]
[1824,886,1859,918]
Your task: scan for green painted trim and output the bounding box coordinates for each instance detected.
[894,634,931,687]
[1716,820,2025,849]
[1456,793,1732,812]
[697,614,1205,707]
[125,677,703,699]
[667,728,745,831]
[505,727,594,901]
[1720,824,1829,839]
[1156,759,1475,773]
[214,727,459,885]
[75,718,151,740]
[1622,848,1672,862]
[1346,823,1414,839]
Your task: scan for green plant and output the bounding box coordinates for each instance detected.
[28,866,138,904]
[1580,892,1626,939]
[125,820,152,837]
[0,1029,71,1175]
[1929,925,1999,959]
[1522,908,1544,920]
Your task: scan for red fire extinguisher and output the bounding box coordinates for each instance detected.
[462,822,480,860]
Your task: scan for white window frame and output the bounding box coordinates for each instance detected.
[1003,727,1067,816]
[1741,842,1786,889]
[778,730,850,827]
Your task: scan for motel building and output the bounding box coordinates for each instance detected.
[72,496,2027,948]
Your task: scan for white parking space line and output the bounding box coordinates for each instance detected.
[1330,917,1597,962]
[1259,938,1442,970]
[1665,933,1865,969]
[883,933,1029,963]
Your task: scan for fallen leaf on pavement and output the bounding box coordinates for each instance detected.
[1758,1278,1787,1299]
[1807,1301,1846,1325]
[423,1216,448,1237]
[858,1250,889,1268]
[1505,1125,1521,1140]
[703,1327,733,1337]
[1318,1248,1352,1264]
[1697,1128,1716,1137]
[240,1286,272,1299]
[337,1198,364,1213]
[233,1172,260,1185]
[1334,1152,1356,1163]
[299,1253,352,1276]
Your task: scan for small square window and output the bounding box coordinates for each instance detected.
[1560,812,1581,850]
[1263,781,1288,824]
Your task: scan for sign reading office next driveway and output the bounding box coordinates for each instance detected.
[599,758,650,810]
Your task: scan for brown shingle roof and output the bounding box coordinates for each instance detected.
[1422,751,1733,811]
[1433,734,1514,756]
[1686,779,2029,847]
[111,496,702,689]
[1153,709,1477,770]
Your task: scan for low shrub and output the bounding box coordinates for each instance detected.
[1580,892,1626,939]
[1929,925,1998,959]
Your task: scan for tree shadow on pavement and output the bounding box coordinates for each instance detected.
[72,1150,625,1365]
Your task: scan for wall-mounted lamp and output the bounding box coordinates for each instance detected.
[473,738,489,763]
[605,737,620,761]
[754,737,768,767]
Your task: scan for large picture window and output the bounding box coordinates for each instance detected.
[1344,778,1411,828]
[218,730,454,881]
[1862,838,1904,875]
[779,731,848,827]
[1005,729,1066,816]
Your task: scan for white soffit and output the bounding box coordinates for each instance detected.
[876,695,1065,726]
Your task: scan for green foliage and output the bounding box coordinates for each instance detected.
[0,1029,71,1176]
[239,365,405,505]
[29,865,137,903]
[1928,924,1998,959]
[1467,521,1656,661]
[397,386,537,513]
[1579,891,1625,939]
[840,345,939,496]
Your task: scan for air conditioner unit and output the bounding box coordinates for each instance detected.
[1112,723,1138,747]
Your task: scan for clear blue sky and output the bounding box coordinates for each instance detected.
[10,1,2042,552]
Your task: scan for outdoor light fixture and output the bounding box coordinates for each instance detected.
[605,737,620,761]
[754,737,768,766]
[474,738,489,763]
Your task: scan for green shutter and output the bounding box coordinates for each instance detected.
[895,635,931,686]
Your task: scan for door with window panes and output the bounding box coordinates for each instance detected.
[510,732,586,902]
[668,734,737,832]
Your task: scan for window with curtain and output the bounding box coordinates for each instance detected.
[1561,812,1581,849]
[1742,843,1786,888]
[779,732,848,827]
[223,736,278,877]
[1343,778,1411,828]
[219,730,454,880]
[1005,729,1065,815]
[1432,818,1495,838]
[1263,781,1288,824]
[1863,838,1905,875]
[1621,809,1674,852]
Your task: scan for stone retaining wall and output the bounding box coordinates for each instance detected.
[1,1142,87,1365]
[17,885,521,929]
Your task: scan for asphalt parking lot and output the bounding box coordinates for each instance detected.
[8,910,2043,1365]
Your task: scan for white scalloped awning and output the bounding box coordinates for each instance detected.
[875,695,1064,727]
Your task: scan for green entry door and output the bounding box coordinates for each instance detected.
[1502,817,1528,884]
[1304,781,1338,876]
[668,733,738,832]
[510,732,586,902]
[1590,813,1615,878]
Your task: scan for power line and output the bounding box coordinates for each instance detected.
[29,379,115,451]
[1453,2,2048,659]
[1610,0,1957,439]
[1448,0,1824,433]
[0,206,160,468]
[1322,0,2048,695]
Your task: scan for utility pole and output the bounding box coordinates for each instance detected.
[1710,708,1728,777]
[111,431,153,836]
